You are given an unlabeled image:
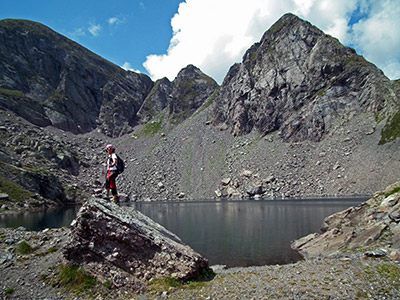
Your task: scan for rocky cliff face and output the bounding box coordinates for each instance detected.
[169,65,218,123]
[0,20,217,138]
[0,19,154,137]
[212,13,399,142]
[63,199,210,290]
[138,65,217,124]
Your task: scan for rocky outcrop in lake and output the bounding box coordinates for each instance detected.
[292,181,400,261]
[63,199,210,290]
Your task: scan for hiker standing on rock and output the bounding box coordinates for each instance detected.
[105,144,119,203]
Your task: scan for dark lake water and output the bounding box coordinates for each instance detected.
[0,198,366,267]
[0,205,81,231]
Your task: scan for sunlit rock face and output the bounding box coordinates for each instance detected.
[63,198,210,290]
[212,13,398,142]
[292,181,400,261]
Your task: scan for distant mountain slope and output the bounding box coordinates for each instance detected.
[0,19,218,138]
[119,13,400,201]
[138,64,218,125]
[211,13,399,142]
[0,19,154,137]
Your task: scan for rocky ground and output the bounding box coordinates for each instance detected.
[116,103,400,202]
[1,226,400,300]
[1,97,400,213]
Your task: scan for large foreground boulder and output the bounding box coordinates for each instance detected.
[292,181,400,260]
[63,198,210,289]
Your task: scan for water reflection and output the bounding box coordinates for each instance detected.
[0,205,80,231]
[0,198,366,267]
[133,199,366,267]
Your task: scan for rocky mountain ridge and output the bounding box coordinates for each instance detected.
[0,14,399,209]
[211,13,398,142]
[0,19,153,137]
[0,19,216,138]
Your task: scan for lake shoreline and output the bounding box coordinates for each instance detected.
[1,226,399,299]
[0,193,372,216]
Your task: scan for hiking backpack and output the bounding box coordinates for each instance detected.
[116,154,125,173]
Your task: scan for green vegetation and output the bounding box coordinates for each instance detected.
[379,109,400,144]
[0,88,24,98]
[176,81,200,104]
[268,18,289,35]
[56,265,97,295]
[315,87,328,98]
[5,288,14,295]
[16,240,34,255]
[149,277,183,290]
[385,186,400,197]
[140,120,163,136]
[376,264,400,289]
[195,87,220,116]
[171,110,192,124]
[0,174,33,202]
[37,246,59,257]
[148,269,215,293]
[345,54,371,68]
[138,112,166,137]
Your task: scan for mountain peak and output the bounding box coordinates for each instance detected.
[0,18,153,136]
[212,13,397,142]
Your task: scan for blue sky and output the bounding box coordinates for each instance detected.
[1,0,399,84]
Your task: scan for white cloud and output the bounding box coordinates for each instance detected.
[121,62,141,73]
[70,27,86,39]
[143,0,400,83]
[88,23,102,37]
[350,0,400,79]
[108,17,119,26]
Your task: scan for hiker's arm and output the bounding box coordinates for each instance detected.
[111,155,117,167]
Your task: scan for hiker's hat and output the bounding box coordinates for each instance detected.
[105,144,115,151]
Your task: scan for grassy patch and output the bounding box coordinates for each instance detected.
[36,246,58,256]
[0,173,34,203]
[56,265,97,295]
[194,87,221,116]
[5,288,14,295]
[315,86,328,98]
[140,120,162,136]
[0,88,24,98]
[385,186,400,197]
[138,111,166,137]
[148,269,215,293]
[376,264,400,288]
[268,17,289,35]
[379,109,400,144]
[17,241,35,255]
[171,110,192,124]
[149,277,183,291]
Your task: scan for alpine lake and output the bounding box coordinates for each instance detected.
[0,197,367,267]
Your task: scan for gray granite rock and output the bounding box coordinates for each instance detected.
[63,198,210,289]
